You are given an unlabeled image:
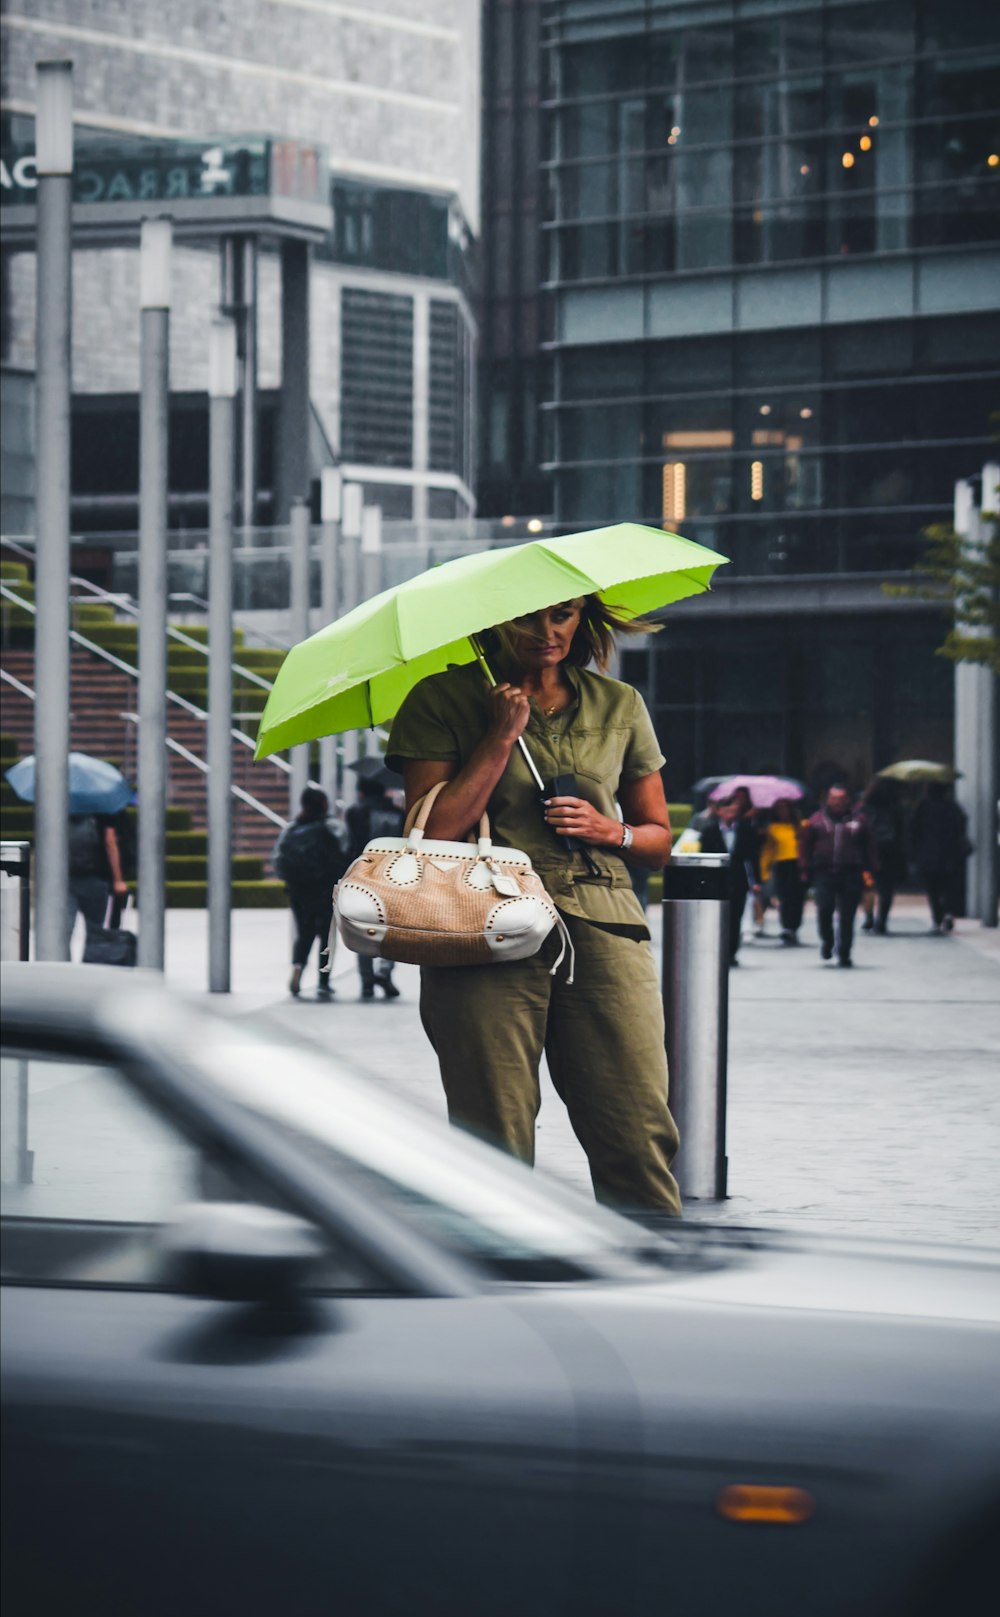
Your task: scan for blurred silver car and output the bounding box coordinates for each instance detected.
[2,964,998,1617]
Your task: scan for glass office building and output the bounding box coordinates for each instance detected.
[541,0,999,786]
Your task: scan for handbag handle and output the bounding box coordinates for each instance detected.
[403,780,492,856]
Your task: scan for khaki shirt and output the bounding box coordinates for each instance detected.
[386,661,664,925]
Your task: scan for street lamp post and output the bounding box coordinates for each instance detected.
[208,318,238,992]
[289,498,311,815]
[137,217,172,969]
[319,467,342,798]
[33,59,74,962]
[340,484,363,776]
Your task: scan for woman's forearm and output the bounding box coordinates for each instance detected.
[422,737,516,839]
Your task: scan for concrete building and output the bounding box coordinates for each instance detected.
[540,0,999,790]
[0,0,480,530]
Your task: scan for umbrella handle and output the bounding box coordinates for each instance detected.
[469,636,547,794]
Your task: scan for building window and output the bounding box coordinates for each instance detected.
[340,288,414,469]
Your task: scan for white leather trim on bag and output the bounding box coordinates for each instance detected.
[365,835,532,866]
[335,883,388,956]
[483,896,556,962]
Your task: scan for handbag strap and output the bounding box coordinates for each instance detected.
[403,780,492,855]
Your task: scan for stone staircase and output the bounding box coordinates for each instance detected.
[1,557,291,906]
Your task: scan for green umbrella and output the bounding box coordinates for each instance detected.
[255,522,727,760]
[878,759,958,784]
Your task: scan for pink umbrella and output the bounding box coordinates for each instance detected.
[709,774,805,809]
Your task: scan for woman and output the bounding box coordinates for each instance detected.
[386,596,681,1216]
[760,798,804,944]
[860,777,905,934]
[272,787,347,999]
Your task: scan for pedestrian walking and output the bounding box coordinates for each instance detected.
[272,787,347,999]
[386,595,681,1216]
[860,777,905,934]
[801,784,877,967]
[346,775,404,999]
[760,798,805,944]
[700,795,761,965]
[66,811,129,957]
[911,782,970,934]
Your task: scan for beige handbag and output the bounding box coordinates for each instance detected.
[334,780,573,976]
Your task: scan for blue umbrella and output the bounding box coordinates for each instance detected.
[5,752,133,816]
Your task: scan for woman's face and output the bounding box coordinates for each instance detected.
[511,600,584,669]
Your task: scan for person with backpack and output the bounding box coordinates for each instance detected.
[345,775,405,999]
[67,812,129,956]
[860,777,905,934]
[272,787,347,999]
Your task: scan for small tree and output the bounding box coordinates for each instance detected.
[886,470,1000,678]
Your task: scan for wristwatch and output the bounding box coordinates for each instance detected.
[620,823,634,851]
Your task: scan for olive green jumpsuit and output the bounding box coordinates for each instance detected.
[386,661,681,1216]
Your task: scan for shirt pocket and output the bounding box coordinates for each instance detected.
[570,725,629,788]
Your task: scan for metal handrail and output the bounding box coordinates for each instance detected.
[2,536,277,693]
[0,583,295,824]
[119,714,286,828]
[0,666,35,701]
[168,591,292,653]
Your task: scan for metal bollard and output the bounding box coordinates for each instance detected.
[661,851,729,1200]
[0,841,33,1186]
[0,840,32,962]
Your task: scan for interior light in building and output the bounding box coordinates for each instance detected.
[662,462,686,526]
[800,407,813,419]
[842,151,855,169]
[759,404,772,416]
[869,115,879,128]
[500,515,516,527]
[800,164,810,175]
[989,154,1000,169]
[671,126,681,137]
[750,462,764,501]
[664,430,734,449]
[527,518,543,533]
[752,430,785,447]
[667,135,677,146]
[860,134,872,151]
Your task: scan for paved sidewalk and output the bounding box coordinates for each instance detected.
[159,895,1000,1248]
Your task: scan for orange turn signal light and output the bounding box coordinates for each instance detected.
[716,1484,816,1525]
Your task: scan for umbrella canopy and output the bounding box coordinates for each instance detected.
[255,523,727,759]
[5,752,132,816]
[878,759,958,784]
[709,774,805,809]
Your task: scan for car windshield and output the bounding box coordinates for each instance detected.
[164,1007,661,1282]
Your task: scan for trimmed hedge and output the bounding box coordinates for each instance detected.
[155,879,287,909]
[166,855,263,882]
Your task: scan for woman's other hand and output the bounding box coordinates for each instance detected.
[486,682,531,746]
[544,795,619,846]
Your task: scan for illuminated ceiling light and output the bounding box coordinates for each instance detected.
[989,153,1000,168]
[800,164,810,175]
[500,515,516,527]
[750,461,764,502]
[671,126,681,137]
[842,151,855,169]
[662,462,686,526]
[869,115,879,128]
[667,135,677,145]
[759,404,772,416]
[527,517,543,533]
[800,407,813,419]
[859,135,872,151]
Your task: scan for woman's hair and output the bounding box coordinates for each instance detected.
[482,594,657,674]
[771,797,800,825]
[297,786,328,823]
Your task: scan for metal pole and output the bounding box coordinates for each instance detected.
[289,498,311,815]
[660,853,730,1200]
[361,503,383,604]
[33,60,74,962]
[240,236,258,530]
[208,318,237,992]
[137,217,172,970]
[340,484,363,776]
[319,467,342,798]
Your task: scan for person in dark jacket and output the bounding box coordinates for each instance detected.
[860,777,906,934]
[700,795,761,966]
[800,784,877,967]
[273,787,347,999]
[346,777,405,999]
[911,782,969,933]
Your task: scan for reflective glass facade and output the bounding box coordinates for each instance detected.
[543,0,1000,578]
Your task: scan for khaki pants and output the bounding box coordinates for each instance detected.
[419,913,681,1216]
